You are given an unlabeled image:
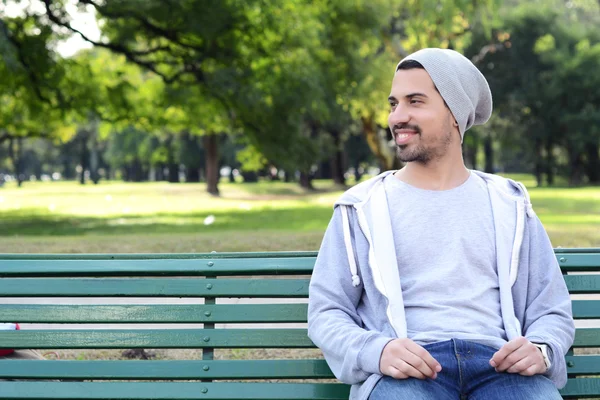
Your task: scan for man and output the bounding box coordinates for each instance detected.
[307,48,574,400]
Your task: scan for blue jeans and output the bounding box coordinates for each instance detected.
[369,339,562,400]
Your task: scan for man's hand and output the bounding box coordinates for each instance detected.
[379,338,442,380]
[489,337,547,376]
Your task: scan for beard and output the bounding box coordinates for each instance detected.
[395,127,454,165]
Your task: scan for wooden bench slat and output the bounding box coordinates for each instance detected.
[564,275,600,294]
[572,301,600,319]
[3,328,595,349]
[0,278,310,297]
[557,253,600,271]
[560,378,600,398]
[0,329,315,349]
[0,252,319,261]
[573,329,600,347]
[3,301,595,322]
[566,355,600,375]
[0,382,351,400]
[0,359,333,380]
[0,258,317,277]
[0,304,308,323]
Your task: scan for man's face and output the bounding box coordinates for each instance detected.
[387,68,458,165]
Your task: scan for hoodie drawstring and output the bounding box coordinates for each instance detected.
[341,205,361,287]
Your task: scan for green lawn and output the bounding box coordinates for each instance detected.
[0,174,598,253]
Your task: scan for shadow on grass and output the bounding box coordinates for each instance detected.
[0,207,335,237]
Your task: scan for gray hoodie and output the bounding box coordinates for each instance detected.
[307,170,575,400]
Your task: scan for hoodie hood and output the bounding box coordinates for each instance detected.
[336,170,534,216]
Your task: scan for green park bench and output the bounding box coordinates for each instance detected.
[0,249,598,399]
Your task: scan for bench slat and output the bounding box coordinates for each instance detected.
[572,301,600,319]
[0,252,319,261]
[557,253,600,272]
[0,382,350,400]
[566,355,600,375]
[0,359,333,380]
[560,377,600,398]
[564,275,600,294]
[0,329,315,349]
[2,328,596,349]
[0,304,308,323]
[0,258,317,277]
[0,278,310,297]
[573,329,600,347]
[5,301,594,322]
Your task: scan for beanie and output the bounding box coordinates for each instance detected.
[397,48,493,141]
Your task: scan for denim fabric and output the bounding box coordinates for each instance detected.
[369,339,562,400]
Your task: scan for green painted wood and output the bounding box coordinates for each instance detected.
[0,359,334,380]
[0,258,316,277]
[572,301,600,319]
[573,329,600,347]
[557,253,600,272]
[0,329,316,349]
[564,275,600,294]
[0,382,350,400]
[555,248,600,254]
[560,378,600,398]
[0,278,310,297]
[0,252,319,260]
[0,304,309,323]
[565,355,600,375]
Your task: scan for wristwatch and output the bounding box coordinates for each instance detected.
[532,343,551,371]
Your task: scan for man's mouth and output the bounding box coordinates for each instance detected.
[395,131,418,145]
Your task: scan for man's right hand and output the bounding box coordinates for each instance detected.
[379,338,442,380]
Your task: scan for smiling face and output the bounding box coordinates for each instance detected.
[388,66,459,165]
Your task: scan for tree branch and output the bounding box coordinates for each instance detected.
[0,19,52,104]
[77,0,205,52]
[41,0,190,84]
[471,42,508,65]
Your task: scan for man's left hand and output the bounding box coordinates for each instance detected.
[489,337,547,376]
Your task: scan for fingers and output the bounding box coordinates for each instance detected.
[379,339,442,380]
[490,337,546,376]
[494,344,529,372]
[385,359,427,380]
[404,340,443,375]
[489,336,528,368]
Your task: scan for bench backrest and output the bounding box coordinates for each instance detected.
[0,249,598,399]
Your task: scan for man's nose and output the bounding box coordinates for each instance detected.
[389,105,410,126]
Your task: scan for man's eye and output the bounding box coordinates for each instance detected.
[389,102,397,108]
[410,99,422,104]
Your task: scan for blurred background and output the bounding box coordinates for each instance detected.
[0,0,599,253]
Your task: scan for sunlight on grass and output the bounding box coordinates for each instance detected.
[0,174,598,252]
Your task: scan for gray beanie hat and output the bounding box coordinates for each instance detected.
[397,48,493,141]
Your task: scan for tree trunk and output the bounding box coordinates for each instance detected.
[483,135,494,174]
[361,116,395,171]
[299,171,314,190]
[534,138,543,187]
[467,134,479,170]
[329,130,346,186]
[79,133,89,185]
[90,131,100,184]
[241,171,258,182]
[187,167,200,182]
[204,134,220,196]
[165,136,179,183]
[567,144,584,186]
[545,140,554,186]
[8,138,24,187]
[585,142,600,184]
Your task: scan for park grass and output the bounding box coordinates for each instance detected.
[0,174,599,253]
